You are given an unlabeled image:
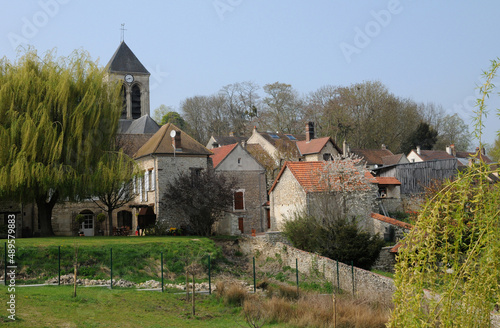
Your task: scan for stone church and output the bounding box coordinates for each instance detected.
[0,41,212,237]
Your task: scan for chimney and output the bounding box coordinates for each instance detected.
[450,144,456,156]
[446,145,451,155]
[416,145,421,155]
[241,140,247,149]
[229,131,234,137]
[306,122,314,142]
[381,144,386,150]
[343,140,348,157]
[172,130,182,151]
[481,147,486,156]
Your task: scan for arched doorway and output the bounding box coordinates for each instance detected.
[79,210,94,237]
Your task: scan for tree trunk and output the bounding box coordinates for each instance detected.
[35,191,58,237]
[108,209,114,236]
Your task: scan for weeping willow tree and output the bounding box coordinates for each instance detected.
[388,60,500,327]
[91,150,140,236]
[0,48,122,236]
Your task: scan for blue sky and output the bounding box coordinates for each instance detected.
[1,1,499,149]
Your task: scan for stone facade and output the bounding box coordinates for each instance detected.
[212,144,267,235]
[302,141,340,161]
[269,168,307,230]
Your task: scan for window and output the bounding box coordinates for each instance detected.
[237,158,241,165]
[285,134,297,141]
[323,153,332,161]
[149,169,155,191]
[131,84,141,119]
[268,133,280,139]
[234,190,245,211]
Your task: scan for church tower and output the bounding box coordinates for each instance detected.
[105,41,150,121]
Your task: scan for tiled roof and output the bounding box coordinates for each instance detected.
[122,115,160,134]
[259,131,305,147]
[269,161,376,194]
[371,213,413,230]
[116,134,155,157]
[210,143,238,168]
[414,150,455,161]
[106,41,150,74]
[455,151,493,164]
[351,149,394,165]
[210,136,247,147]
[296,137,342,156]
[246,144,275,168]
[134,123,212,159]
[374,177,401,185]
[381,154,405,166]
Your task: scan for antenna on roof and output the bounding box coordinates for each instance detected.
[120,23,127,42]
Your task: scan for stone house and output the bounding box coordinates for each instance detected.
[268,161,378,231]
[210,143,267,235]
[132,122,213,231]
[206,133,247,150]
[246,126,304,164]
[295,122,342,161]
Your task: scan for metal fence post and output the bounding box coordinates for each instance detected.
[110,248,113,289]
[296,258,299,295]
[253,257,256,293]
[161,252,164,293]
[58,246,61,285]
[208,254,211,295]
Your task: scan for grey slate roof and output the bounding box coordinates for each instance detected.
[106,41,150,75]
[120,115,160,134]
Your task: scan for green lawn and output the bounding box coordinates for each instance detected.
[0,236,225,284]
[0,285,289,327]
[0,235,205,247]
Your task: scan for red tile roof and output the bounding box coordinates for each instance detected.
[210,143,238,168]
[269,161,376,194]
[296,137,342,156]
[371,213,413,230]
[374,177,401,185]
[455,151,493,164]
[381,154,405,166]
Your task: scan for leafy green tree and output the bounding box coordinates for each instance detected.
[388,59,500,327]
[400,122,438,154]
[160,111,187,130]
[0,49,121,236]
[91,150,139,235]
[152,104,174,124]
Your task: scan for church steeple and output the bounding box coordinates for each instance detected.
[105,41,150,122]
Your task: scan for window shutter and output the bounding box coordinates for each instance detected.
[145,171,149,191]
[133,177,136,194]
[234,191,244,210]
[139,177,143,202]
[150,169,155,191]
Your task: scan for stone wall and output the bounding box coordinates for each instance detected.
[371,246,396,273]
[239,237,395,302]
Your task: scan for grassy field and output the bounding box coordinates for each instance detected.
[0,285,290,327]
[0,236,224,284]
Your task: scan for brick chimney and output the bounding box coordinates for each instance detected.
[450,144,456,156]
[306,122,314,142]
[172,130,182,151]
[381,144,386,150]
